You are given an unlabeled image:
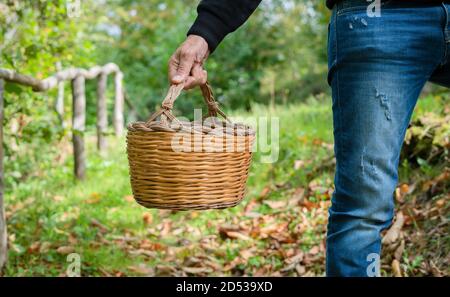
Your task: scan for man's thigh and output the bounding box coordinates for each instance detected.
[327,2,445,209]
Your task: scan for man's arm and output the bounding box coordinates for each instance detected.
[169,0,261,89]
[187,0,262,53]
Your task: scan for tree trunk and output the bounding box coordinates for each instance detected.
[71,76,86,180]
[114,71,124,136]
[96,72,107,152]
[0,79,7,271]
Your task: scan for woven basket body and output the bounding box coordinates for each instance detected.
[126,83,255,210]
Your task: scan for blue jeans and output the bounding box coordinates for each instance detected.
[326,0,450,276]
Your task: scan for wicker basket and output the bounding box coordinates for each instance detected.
[126,83,255,210]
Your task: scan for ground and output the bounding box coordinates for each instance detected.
[3,99,449,276]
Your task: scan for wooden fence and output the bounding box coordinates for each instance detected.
[0,63,125,270]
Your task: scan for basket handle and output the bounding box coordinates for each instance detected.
[145,82,230,128]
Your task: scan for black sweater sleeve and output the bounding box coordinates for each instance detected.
[187,0,262,53]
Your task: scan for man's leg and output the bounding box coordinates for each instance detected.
[326,2,447,276]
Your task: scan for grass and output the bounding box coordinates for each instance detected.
[3,97,448,276]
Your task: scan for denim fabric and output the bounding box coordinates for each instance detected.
[326,1,450,276]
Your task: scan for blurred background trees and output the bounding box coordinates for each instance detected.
[96,0,331,114]
[2,0,332,115]
[0,0,331,186]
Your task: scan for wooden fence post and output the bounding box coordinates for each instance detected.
[114,71,124,136]
[71,76,86,180]
[0,79,7,271]
[0,63,125,180]
[96,72,107,152]
[55,62,65,128]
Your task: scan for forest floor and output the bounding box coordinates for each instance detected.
[3,99,449,276]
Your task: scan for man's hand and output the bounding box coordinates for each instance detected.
[169,35,209,90]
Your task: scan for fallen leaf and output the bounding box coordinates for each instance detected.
[244,199,259,213]
[128,264,154,276]
[295,264,306,276]
[285,252,304,265]
[90,218,109,233]
[219,225,241,236]
[172,228,184,236]
[68,233,78,245]
[223,258,244,272]
[56,246,75,255]
[129,249,157,258]
[429,260,444,277]
[138,238,166,251]
[280,262,297,272]
[312,138,323,146]
[394,240,405,261]
[400,184,409,194]
[39,242,51,253]
[294,160,305,170]
[435,198,446,208]
[259,224,282,236]
[258,186,271,200]
[395,188,405,204]
[142,213,153,225]
[53,195,64,202]
[289,188,305,206]
[270,271,283,277]
[253,268,267,276]
[182,267,213,275]
[225,231,252,241]
[124,195,134,202]
[263,200,286,209]
[391,259,402,277]
[300,199,319,210]
[382,212,405,245]
[158,209,173,218]
[203,260,222,271]
[155,265,176,276]
[28,242,41,253]
[138,239,151,249]
[158,220,172,237]
[308,245,320,255]
[86,192,101,204]
[240,248,256,260]
[270,232,295,244]
[190,211,199,219]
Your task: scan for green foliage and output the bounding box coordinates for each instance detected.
[1,0,98,186]
[93,0,199,117]
[96,0,331,116]
[402,93,449,169]
[207,1,330,109]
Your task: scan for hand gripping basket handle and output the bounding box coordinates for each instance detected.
[145,82,230,128]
